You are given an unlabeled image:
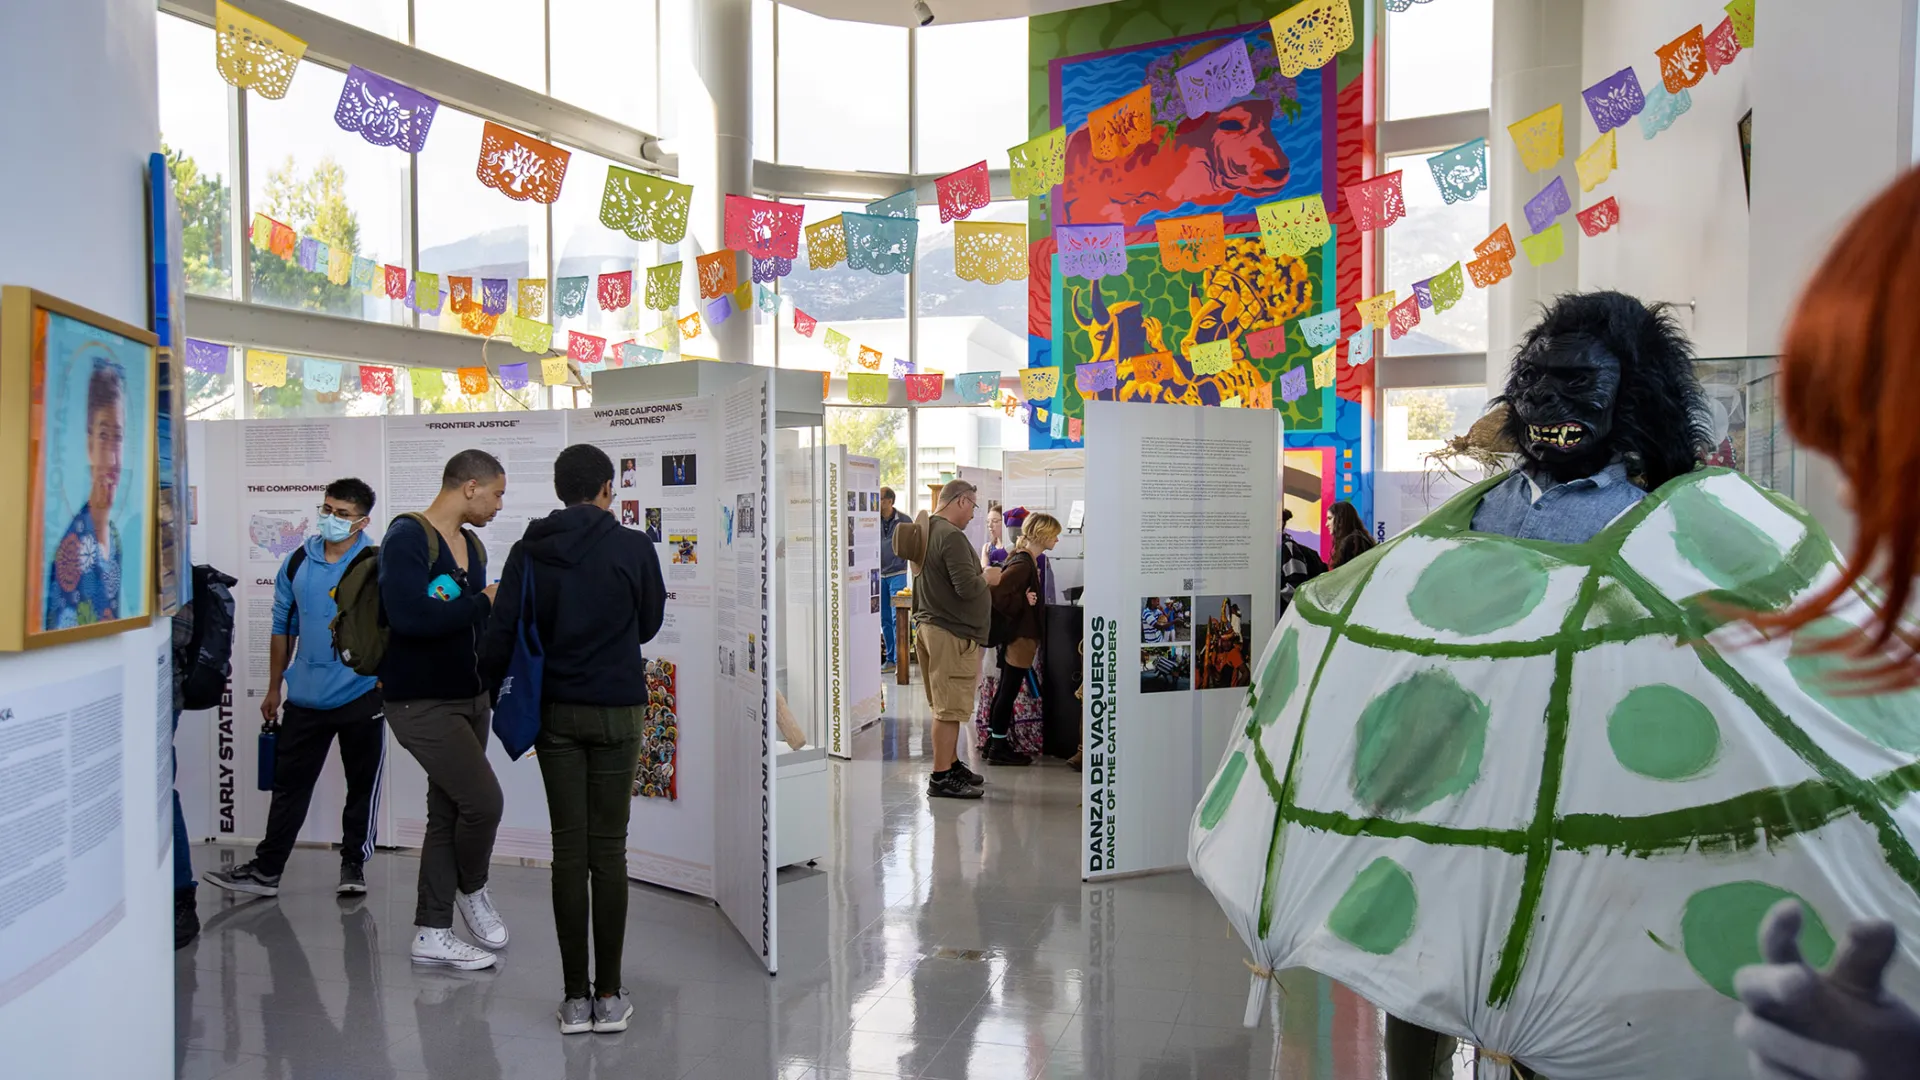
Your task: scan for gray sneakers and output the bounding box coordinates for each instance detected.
[557,996,593,1035]
[592,990,633,1033]
[203,861,281,897]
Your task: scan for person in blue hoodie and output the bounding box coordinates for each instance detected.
[204,478,385,899]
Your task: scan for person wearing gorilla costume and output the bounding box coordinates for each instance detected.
[1388,291,1716,1080]
[1469,290,1715,544]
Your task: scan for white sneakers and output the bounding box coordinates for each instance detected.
[411,926,496,970]
[410,888,510,969]
[456,886,510,950]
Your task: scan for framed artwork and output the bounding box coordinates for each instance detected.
[0,287,159,649]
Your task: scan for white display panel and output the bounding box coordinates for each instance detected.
[1081,401,1280,878]
[834,452,883,756]
[378,413,568,584]
[1003,450,1086,597]
[711,371,779,973]
[0,668,127,1006]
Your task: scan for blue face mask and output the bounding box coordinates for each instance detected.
[318,514,361,543]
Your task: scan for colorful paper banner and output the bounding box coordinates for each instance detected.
[1388,296,1421,341]
[568,330,606,365]
[953,221,1027,285]
[359,365,395,395]
[599,271,633,312]
[1356,291,1397,331]
[1657,25,1708,95]
[806,216,847,271]
[823,328,851,359]
[1298,310,1341,348]
[1311,346,1336,388]
[935,161,992,224]
[847,372,890,405]
[1009,127,1067,198]
[511,316,554,354]
[1056,224,1128,280]
[1430,262,1465,313]
[842,212,916,276]
[1640,80,1692,140]
[601,166,691,243]
[1345,171,1407,232]
[697,250,737,300]
[302,358,341,393]
[1019,366,1059,400]
[1576,129,1618,193]
[856,345,883,371]
[245,349,286,386]
[1582,67,1646,134]
[1278,365,1309,403]
[1074,360,1119,395]
[1189,339,1233,376]
[409,367,444,399]
[1156,213,1226,272]
[477,122,570,204]
[555,276,589,319]
[794,309,817,337]
[1245,325,1287,359]
[751,255,791,284]
[1089,85,1154,162]
[1257,194,1332,260]
[1176,36,1256,119]
[1576,197,1621,237]
[542,357,569,385]
[1268,0,1353,79]
[184,338,229,374]
[953,371,999,404]
[1428,139,1489,205]
[214,0,306,99]
[1521,223,1566,266]
[335,65,438,152]
[1524,175,1572,234]
[457,366,489,395]
[1507,103,1565,173]
[1346,329,1375,366]
[498,362,529,390]
[723,194,804,259]
[904,373,943,403]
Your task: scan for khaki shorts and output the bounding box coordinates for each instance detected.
[915,622,982,723]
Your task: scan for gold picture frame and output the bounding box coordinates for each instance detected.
[0,287,160,650]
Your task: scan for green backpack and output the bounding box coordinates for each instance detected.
[330,512,444,677]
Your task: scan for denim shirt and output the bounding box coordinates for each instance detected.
[1469,462,1645,544]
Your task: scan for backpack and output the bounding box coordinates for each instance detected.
[331,512,465,678]
[177,564,237,712]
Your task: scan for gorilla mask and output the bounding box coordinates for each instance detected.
[1509,336,1623,483]
[1496,291,1713,491]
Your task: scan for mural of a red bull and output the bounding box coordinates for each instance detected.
[1027,1,1374,543]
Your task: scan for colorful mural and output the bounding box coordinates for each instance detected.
[1027,0,1374,537]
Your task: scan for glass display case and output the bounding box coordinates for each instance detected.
[1694,354,1795,497]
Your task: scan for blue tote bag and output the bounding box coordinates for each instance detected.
[491,566,544,759]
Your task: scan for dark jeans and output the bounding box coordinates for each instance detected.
[987,651,1028,739]
[535,702,643,999]
[387,694,501,928]
[172,710,193,892]
[254,688,386,875]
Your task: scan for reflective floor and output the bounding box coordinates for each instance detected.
[176,687,1399,1079]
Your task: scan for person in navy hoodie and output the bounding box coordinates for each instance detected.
[204,478,385,899]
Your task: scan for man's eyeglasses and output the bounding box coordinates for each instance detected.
[316,505,363,519]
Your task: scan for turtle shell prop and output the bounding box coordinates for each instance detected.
[1189,467,1920,1080]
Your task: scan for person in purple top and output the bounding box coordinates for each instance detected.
[979,503,1008,569]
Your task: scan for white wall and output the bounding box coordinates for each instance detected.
[0,2,172,1078]
[1747,0,1918,551]
[1578,0,1752,359]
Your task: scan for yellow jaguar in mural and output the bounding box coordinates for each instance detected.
[1068,236,1315,406]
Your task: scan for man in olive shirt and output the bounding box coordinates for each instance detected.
[913,479,996,800]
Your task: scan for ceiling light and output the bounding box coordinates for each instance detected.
[913,1,935,27]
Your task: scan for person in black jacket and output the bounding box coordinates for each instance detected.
[378,449,507,971]
[480,443,665,1036]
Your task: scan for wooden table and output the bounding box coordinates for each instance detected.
[893,592,914,685]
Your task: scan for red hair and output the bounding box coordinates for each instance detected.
[1752,166,1920,686]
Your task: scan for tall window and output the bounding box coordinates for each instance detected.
[158,16,235,299]
[914,18,1029,172]
[414,0,547,92]
[417,106,543,336]
[1382,385,1487,471]
[778,200,909,372]
[1384,0,1493,120]
[1383,150,1489,356]
[287,0,407,39]
[245,62,409,323]
[776,7,908,173]
[551,0,661,132]
[553,148,647,354]
[915,201,1027,374]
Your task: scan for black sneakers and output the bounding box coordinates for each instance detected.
[985,740,1033,766]
[927,771,984,799]
[950,760,987,786]
[203,860,282,897]
[338,860,368,896]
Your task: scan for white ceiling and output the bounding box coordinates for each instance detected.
[776,0,1111,27]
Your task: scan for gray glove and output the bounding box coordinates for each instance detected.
[1735,898,1920,1080]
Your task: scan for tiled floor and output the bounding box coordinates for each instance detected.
[176,686,1403,1080]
